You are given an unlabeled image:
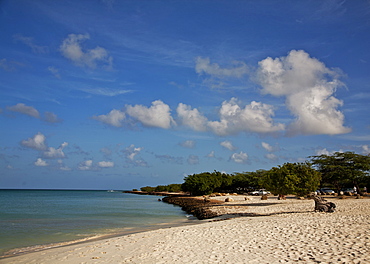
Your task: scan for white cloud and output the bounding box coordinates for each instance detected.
[265,153,278,161]
[176,103,208,132]
[208,98,285,136]
[78,160,93,170]
[122,144,148,167]
[362,145,370,154]
[180,140,195,148]
[262,142,273,152]
[315,148,344,156]
[126,100,175,129]
[206,150,215,158]
[315,148,331,156]
[195,57,248,78]
[79,87,133,97]
[256,50,351,135]
[21,132,47,150]
[124,144,143,161]
[187,155,199,165]
[230,151,249,163]
[60,33,113,69]
[98,161,114,168]
[34,158,48,167]
[43,142,68,159]
[93,109,126,127]
[58,160,71,171]
[7,103,40,118]
[220,140,236,151]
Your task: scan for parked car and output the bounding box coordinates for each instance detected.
[249,189,270,196]
[340,188,355,195]
[319,188,335,195]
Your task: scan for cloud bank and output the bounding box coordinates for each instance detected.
[93,50,351,137]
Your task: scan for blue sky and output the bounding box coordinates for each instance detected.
[1,0,369,190]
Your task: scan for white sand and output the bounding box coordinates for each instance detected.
[1,196,369,264]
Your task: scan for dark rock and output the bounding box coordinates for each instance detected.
[162,196,223,220]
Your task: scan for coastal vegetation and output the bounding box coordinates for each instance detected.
[138,152,370,197]
[310,152,370,195]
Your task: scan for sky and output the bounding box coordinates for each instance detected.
[0,0,369,190]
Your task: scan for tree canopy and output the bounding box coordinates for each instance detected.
[310,152,370,193]
[182,171,232,196]
[262,162,321,197]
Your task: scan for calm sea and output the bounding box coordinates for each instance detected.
[0,189,193,257]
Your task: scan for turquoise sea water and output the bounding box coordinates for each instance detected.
[0,190,192,257]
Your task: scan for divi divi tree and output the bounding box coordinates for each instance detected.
[310,152,370,195]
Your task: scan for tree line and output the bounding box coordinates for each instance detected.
[139,152,370,197]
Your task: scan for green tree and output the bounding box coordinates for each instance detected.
[140,186,156,192]
[262,162,321,197]
[182,171,231,196]
[230,170,267,192]
[310,152,370,194]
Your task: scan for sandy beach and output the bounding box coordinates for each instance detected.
[1,196,369,264]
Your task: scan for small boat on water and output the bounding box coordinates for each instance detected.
[107,190,115,192]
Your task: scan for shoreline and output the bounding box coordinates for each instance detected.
[1,195,369,263]
[0,214,201,260]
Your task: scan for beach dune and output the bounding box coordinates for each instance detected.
[1,197,369,264]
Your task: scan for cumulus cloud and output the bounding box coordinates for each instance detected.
[60,33,113,69]
[206,150,216,158]
[21,132,47,150]
[230,151,249,164]
[21,133,68,159]
[7,103,40,118]
[58,160,71,171]
[93,109,126,127]
[195,57,248,78]
[265,153,278,161]
[176,103,208,132]
[98,161,114,168]
[187,155,199,165]
[43,142,68,159]
[208,98,285,136]
[220,140,236,151]
[362,145,370,154]
[126,100,175,129]
[122,144,148,167]
[261,142,274,152]
[179,140,196,148]
[34,158,48,167]
[256,50,351,135]
[78,160,94,170]
[315,148,343,156]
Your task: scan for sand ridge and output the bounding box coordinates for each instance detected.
[1,197,369,264]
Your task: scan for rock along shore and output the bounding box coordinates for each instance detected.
[162,196,224,220]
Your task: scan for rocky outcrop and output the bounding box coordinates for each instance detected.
[162,196,223,220]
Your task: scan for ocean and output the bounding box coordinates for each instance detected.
[0,189,194,257]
